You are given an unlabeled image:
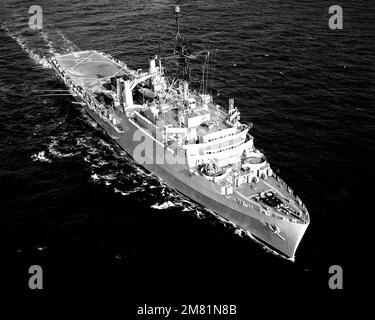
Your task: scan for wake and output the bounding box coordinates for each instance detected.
[1,23,79,68]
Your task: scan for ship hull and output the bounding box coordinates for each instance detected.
[76,96,307,259]
[50,51,308,259]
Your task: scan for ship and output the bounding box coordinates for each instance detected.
[48,6,309,259]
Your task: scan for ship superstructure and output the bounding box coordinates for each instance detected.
[49,6,309,259]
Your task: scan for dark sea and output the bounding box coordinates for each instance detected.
[1,0,374,309]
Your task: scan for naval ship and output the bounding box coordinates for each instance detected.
[48,6,309,259]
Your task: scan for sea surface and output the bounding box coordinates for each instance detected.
[0,0,374,303]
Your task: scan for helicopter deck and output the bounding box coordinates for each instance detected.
[54,50,134,94]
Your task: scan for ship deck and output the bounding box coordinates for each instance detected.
[229,174,308,222]
[54,50,134,94]
[156,105,230,132]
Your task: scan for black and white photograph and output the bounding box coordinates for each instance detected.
[0,0,373,313]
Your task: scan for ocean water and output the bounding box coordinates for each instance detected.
[0,0,374,303]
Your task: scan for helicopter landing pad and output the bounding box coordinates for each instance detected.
[54,50,132,93]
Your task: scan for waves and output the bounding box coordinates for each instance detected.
[2,0,373,281]
[54,29,79,53]
[1,23,79,70]
[1,19,293,262]
[151,201,175,210]
[28,125,265,251]
[31,151,52,163]
[25,91,289,259]
[1,24,51,68]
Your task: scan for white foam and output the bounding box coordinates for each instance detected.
[7,30,51,68]
[55,29,78,53]
[41,31,55,55]
[151,201,175,210]
[47,140,77,158]
[234,229,243,237]
[31,151,51,163]
[114,187,143,196]
[99,173,116,180]
[91,173,100,181]
[195,210,204,219]
[2,25,81,68]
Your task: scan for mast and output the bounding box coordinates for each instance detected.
[175,5,181,37]
[173,6,190,82]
